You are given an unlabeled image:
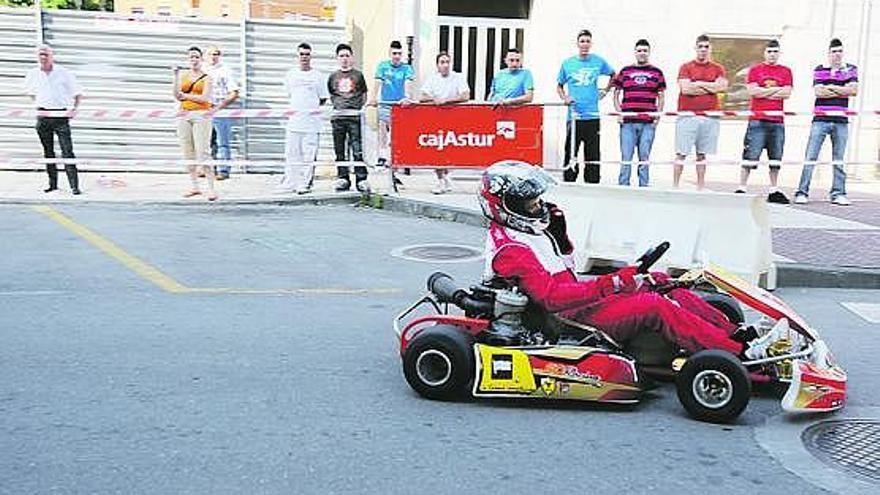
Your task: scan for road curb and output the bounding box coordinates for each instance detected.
[776,262,880,290]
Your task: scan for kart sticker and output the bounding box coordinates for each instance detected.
[475,345,537,394]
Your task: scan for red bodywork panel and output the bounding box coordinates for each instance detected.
[399,315,490,355]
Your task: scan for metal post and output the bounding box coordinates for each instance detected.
[849,0,872,177]
[34,0,44,45]
[239,0,250,169]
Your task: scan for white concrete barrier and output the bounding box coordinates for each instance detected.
[546,184,776,289]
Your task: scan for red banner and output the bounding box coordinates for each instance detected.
[391,105,543,167]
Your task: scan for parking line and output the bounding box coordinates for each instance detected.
[31,205,401,297]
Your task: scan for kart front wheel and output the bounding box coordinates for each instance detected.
[676,350,751,423]
[402,325,474,401]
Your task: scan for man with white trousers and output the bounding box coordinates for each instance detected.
[278,42,329,195]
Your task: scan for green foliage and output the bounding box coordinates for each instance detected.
[0,0,113,9]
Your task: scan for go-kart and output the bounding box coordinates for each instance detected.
[393,242,846,423]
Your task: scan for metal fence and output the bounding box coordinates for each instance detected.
[0,7,345,168]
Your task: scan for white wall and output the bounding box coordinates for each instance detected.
[415,0,878,177]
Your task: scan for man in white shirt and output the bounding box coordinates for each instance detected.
[207,45,240,180]
[279,42,329,195]
[419,52,470,194]
[24,44,83,194]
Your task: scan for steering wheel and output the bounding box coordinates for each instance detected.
[636,241,670,274]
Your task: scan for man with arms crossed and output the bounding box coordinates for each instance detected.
[674,34,728,190]
[736,39,792,204]
[794,38,859,206]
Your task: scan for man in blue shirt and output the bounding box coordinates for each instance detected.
[557,29,615,183]
[368,40,414,178]
[488,48,534,106]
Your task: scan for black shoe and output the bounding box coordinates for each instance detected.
[44,186,58,193]
[393,176,403,186]
[767,191,790,204]
[376,158,388,168]
[734,188,746,194]
[71,188,82,195]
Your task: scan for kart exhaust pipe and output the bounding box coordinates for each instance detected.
[427,272,467,304]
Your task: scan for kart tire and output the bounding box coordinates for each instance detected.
[676,350,751,423]
[403,325,475,401]
[700,292,745,325]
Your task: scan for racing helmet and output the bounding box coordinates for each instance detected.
[479,160,556,234]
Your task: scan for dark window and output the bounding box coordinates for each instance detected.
[452,26,463,72]
[467,27,477,100]
[484,28,496,99]
[439,0,530,19]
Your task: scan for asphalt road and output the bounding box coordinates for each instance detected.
[1,204,877,494]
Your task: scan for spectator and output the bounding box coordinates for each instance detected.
[368,40,415,188]
[795,38,859,206]
[328,43,369,193]
[419,51,470,195]
[173,46,216,200]
[557,29,615,184]
[206,45,239,181]
[279,42,329,195]
[612,38,666,187]
[487,48,534,106]
[24,44,83,195]
[674,34,728,190]
[736,40,793,203]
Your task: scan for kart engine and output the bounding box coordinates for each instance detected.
[487,288,532,346]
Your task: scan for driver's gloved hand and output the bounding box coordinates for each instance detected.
[612,266,642,293]
[545,202,573,255]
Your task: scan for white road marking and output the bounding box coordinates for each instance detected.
[841,302,880,324]
[0,290,66,296]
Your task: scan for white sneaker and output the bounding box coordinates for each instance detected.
[744,318,804,360]
[431,180,447,195]
[443,177,453,192]
[831,195,852,206]
[274,186,295,194]
[356,180,371,193]
[793,194,808,205]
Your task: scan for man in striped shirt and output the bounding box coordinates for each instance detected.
[612,39,666,186]
[795,38,859,206]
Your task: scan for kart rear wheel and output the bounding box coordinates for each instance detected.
[403,325,474,401]
[676,350,751,423]
[700,292,745,325]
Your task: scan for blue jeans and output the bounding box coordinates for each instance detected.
[797,121,848,199]
[618,121,656,187]
[212,117,234,175]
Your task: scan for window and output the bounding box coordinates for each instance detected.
[709,37,775,112]
[439,0,530,19]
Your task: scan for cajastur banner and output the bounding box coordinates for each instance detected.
[391,105,543,167]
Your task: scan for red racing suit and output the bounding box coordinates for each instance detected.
[483,221,743,355]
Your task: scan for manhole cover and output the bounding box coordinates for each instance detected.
[391,244,483,263]
[802,419,880,483]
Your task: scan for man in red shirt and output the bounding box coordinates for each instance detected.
[736,40,793,204]
[674,34,728,190]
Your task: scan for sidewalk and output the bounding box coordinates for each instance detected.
[1,165,878,273]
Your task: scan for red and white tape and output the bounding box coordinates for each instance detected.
[1,107,878,120]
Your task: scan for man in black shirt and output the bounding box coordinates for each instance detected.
[328,43,369,192]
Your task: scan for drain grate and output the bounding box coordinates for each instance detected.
[802,419,880,483]
[391,244,483,263]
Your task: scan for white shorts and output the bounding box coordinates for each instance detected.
[675,116,720,156]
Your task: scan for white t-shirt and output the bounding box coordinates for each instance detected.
[209,63,240,107]
[284,67,329,132]
[420,71,470,102]
[24,64,83,109]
